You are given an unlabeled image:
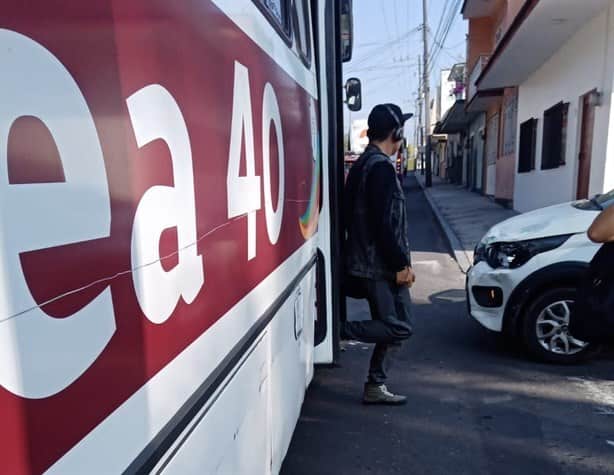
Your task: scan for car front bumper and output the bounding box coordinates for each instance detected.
[466,263,513,333]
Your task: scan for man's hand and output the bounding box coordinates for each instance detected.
[396,266,416,288]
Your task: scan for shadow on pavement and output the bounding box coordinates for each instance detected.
[282,175,614,475]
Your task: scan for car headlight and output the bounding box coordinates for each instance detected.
[483,235,572,269]
[474,242,486,265]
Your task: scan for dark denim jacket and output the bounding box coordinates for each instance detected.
[344,145,410,282]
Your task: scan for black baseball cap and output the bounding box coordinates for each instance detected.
[368,103,413,135]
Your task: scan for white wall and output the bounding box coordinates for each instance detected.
[602,4,614,192]
[439,69,456,120]
[515,5,614,212]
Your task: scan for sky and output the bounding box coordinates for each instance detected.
[343,0,468,142]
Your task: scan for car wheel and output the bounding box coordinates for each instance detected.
[522,287,596,364]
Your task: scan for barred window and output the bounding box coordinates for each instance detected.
[518,118,537,173]
[541,102,569,170]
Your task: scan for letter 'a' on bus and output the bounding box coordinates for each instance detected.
[127,85,204,324]
[0,29,114,399]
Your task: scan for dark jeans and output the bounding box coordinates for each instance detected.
[342,277,413,384]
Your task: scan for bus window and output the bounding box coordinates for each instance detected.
[254,0,291,41]
[292,0,312,66]
[264,0,284,23]
[341,0,353,62]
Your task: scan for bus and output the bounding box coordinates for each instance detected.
[0,1,358,473]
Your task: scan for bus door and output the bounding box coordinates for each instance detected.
[313,0,357,366]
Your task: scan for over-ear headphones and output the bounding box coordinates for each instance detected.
[384,104,404,141]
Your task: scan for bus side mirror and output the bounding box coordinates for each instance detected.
[345,77,361,112]
[340,0,353,63]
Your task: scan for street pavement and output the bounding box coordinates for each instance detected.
[416,173,518,272]
[281,174,614,475]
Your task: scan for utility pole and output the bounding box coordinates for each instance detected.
[414,96,419,169]
[422,0,432,187]
[417,56,424,175]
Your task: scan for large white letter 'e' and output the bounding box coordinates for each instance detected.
[0,30,115,399]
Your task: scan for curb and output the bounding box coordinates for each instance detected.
[415,174,472,274]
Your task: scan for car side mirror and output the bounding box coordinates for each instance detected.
[345,77,362,112]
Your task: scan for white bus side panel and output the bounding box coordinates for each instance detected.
[158,268,316,474]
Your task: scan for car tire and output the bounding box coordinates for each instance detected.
[522,287,597,364]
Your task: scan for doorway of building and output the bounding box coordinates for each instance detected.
[576,90,596,200]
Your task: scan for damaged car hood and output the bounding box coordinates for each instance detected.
[481,202,598,244]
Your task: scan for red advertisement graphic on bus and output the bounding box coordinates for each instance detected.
[0,1,320,473]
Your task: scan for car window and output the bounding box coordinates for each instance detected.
[573,189,614,211]
[596,189,614,208]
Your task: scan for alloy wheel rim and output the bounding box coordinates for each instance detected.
[535,300,588,355]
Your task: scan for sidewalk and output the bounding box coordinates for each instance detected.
[415,172,518,272]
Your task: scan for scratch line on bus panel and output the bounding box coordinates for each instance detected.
[1,211,310,324]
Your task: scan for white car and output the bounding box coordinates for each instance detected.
[467,190,614,363]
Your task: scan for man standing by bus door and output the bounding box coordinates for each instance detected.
[342,103,415,405]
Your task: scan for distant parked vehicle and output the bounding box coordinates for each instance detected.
[344,152,359,182]
[467,190,614,363]
[395,144,408,180]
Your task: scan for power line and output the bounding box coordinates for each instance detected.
[428,31,462,67]
[364,73,411,86]
[346,64,419,75]
[429,0,463,74]
[429,0,454,60]
[428,0,456,64]
[353,25,422,53]
[438,45,465,64]
[440,38,467,50]
[394,0,404,67]
[430,0,452,59]
[348,26,422,68]
[346,55,418,72]
[406,0,412,66]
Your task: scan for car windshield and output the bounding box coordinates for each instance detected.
[572,189,614,210]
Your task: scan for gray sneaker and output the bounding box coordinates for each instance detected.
[362,384,407,405]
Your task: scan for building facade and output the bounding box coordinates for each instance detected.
[463,0,614,212]
[463,0,526,206]
[511,2,614,212]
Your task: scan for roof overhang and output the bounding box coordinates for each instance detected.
[466,89,504,113]
[434,100,477,134]
[461,0,503,19]
[478,0,611,89]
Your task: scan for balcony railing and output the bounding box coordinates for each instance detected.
[467,55,490,103]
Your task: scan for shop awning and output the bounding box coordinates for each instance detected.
[434,100,477,134]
